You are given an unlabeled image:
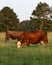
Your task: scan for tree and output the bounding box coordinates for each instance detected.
[32,2,50,30]
[1,6,19,31]
[50,6,52,19]
[0,11,6,31]
[19,20,31,31]
[19,19,40,31]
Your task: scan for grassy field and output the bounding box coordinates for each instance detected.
[0,32,52,65]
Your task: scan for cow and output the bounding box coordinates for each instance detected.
[16,30,48,48]
[5,30,23,42]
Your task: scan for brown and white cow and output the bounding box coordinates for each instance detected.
[16,30,48,48]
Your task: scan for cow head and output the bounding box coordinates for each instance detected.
[16,41,21,48]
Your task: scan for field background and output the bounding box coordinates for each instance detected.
[0,32,52,65]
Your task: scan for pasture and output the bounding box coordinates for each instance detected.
[0,32,52,65]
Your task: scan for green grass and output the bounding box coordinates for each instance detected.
[0,32,52,65]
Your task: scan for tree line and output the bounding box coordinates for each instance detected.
[0,2,52,32]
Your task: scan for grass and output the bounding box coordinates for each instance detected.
[0,32,52,65]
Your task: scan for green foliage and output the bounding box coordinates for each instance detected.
[19,20,38,31]
[31,2,51,30]
[19,18,52,31]
[19,20,32,31]
[1,6,19,31]
[32,2,50,18]
[46,20,52,31]
[0,11,6,32]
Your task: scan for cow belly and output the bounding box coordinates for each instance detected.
[29,37,40,44]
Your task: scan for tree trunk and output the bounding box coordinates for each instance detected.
[40,19,44,30]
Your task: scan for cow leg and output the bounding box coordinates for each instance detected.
[40,41,44,45]
[23,42,28,46]
[40,39,48,46]
[25,40,30,46]
[42,35,48,45]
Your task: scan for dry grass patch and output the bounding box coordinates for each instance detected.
[0,32,5,38]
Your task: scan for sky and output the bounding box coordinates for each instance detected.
[0,0,52,21]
